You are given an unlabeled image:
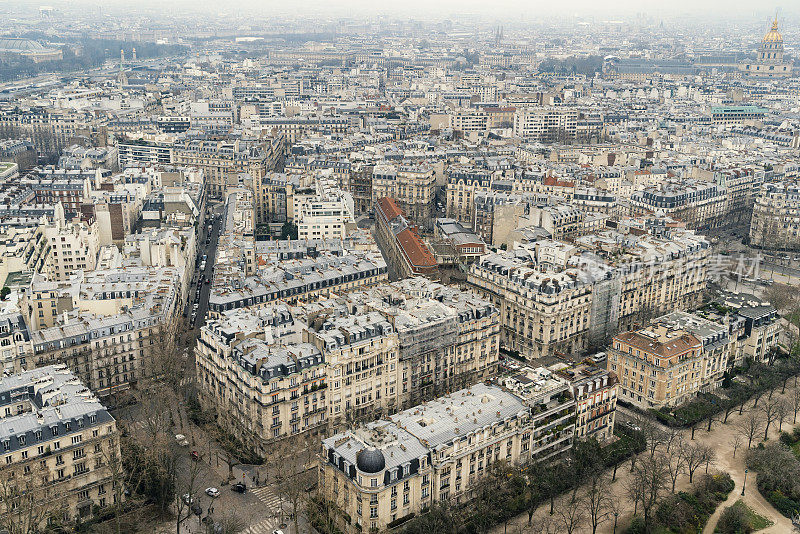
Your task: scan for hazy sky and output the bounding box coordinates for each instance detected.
[17,0,798,19]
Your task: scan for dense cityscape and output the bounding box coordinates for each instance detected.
[0,1,800,533]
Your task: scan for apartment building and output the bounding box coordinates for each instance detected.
[21,167,100,219]
[526,205,586,241]
[319,378,573,533]
[348,277,501,408]
[123,226,197,302]
[609,325,704,409]
[0,313,32,375]
[705,291,782,367]
[445,167,492,225]
[468,248,593,360]
[305,311,400,421]
[349,162,375,215]
[374,197,438,280]
[513,107,579,143]
[116,136,173,168]
[295,177,355,241]
[196,279,500,452]
[371,164,435,229]
[23,266,180,397]
[195,306,328,454]
[172,136,283,199]
[628,180,728,231]
[710,105,768,125]
[40,206,100,282]
[449,109,489,134]
[208,245,387,316]
[0,224,50,288]
[555,362,618,442]
[605,309,749,408]
[750,181,800,250]
[0,365,120,527]
[468,229,709,359]
[650,311,735,393]
[472,191,551,245]
[253,173,294,225]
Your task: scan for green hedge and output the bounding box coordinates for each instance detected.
[626,473,735,534]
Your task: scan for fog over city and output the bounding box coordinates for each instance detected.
[1,1,800,534]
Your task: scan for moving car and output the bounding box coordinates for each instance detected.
[231,482,246,494]
[205,487,220,498]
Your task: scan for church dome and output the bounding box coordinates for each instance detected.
[356,447,386,473]
[763,18,783,44]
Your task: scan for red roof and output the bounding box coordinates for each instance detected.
[543,176,575,188]
[377,197,403,221]
[397,228,438,270]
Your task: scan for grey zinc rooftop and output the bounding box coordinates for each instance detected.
[389,383,527,450]
[324,383,528,476]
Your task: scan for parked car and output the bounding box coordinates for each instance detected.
[624,421,641,432]
[591,352,607,364]
[182,493,193,505]
[231,482,246,494]
[205,487,220,498]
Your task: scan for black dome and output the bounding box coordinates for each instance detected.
[356,447,386,473]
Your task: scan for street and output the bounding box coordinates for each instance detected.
[185,202,225,331]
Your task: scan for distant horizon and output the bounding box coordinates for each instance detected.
[5,0,800,21]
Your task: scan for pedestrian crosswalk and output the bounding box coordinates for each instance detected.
[243,516,280,534]
[250,485,283,512]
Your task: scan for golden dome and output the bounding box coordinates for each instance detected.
[763,17,783,43]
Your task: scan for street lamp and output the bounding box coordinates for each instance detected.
[742,469,748,496]
[613,512,619,534]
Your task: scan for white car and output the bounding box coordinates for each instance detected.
[205,487,220,498]
[182,493,193,505]
[272,530,285,534]
[175,434,185,442]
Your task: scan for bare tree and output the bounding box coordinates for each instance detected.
[628,454,668,533]
[736,411,764,449]
[640,416,667,459]
[664,437,687,493]
[207,510,246,534]
[176,454,203,534]
[681,442,706,484]
[729,434,743,458]
[761,397,781,440]
[523,514,558,534]
[702,445,716,474]
[583,471,613,534]
[777,399,791,433]
[0,470,63,534]
[793,387,800,424]
[556,494,585,534]
[274,434,317,534]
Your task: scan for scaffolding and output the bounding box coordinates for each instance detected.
[588,277,621,348]
[398,314,458,361]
